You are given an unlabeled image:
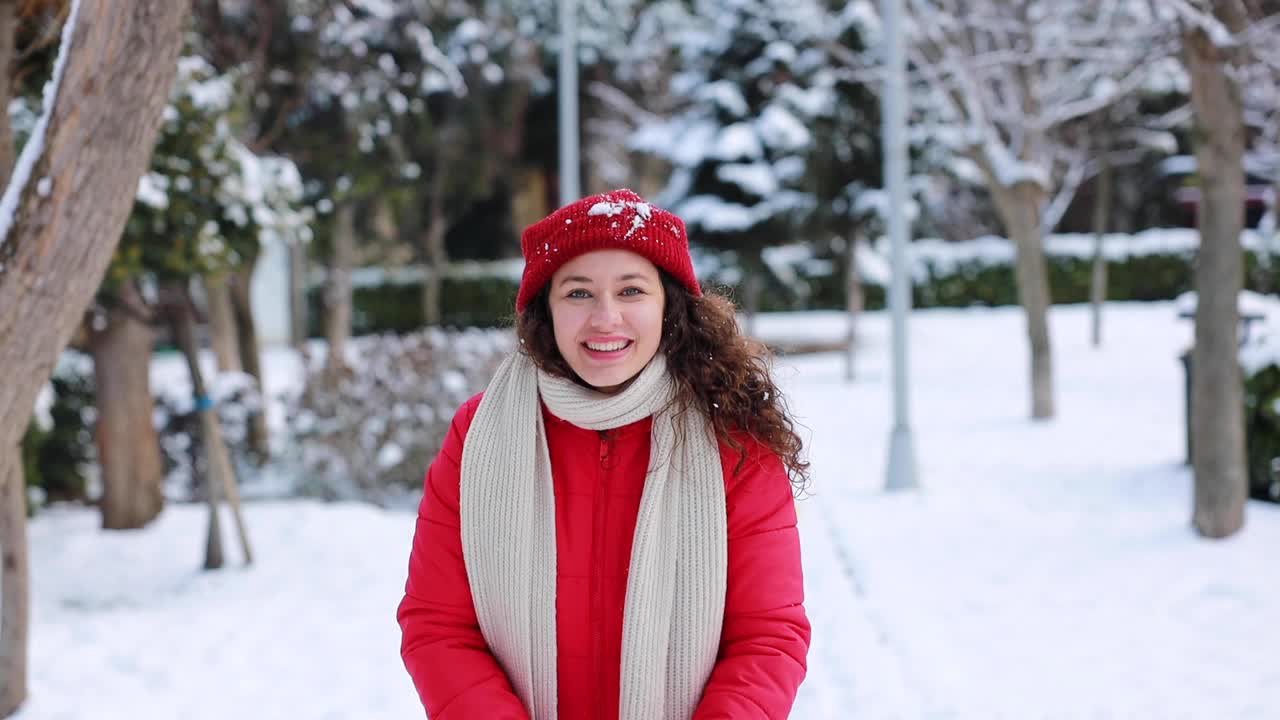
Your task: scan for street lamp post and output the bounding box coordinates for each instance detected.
[882,0,918,491]
[558,0,580,204]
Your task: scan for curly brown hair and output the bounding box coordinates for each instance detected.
[516,271,810,492]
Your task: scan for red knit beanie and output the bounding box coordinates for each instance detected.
[516,188,701,312]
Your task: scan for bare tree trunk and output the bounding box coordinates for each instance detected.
[0,449,28,720]
[230,262,269,461]
[169,288,254,567]
[0,0,16,192]
[422,219,447,326]
[1,4,27,709]
[512,167,550,231]
[1184,17,1248,539]
[371,194,397,242]
[169,291,224,568]
[0,4,189,714]
[1090,161,1113,348]
[742,265,762,341]
[0,4,25,704]
[205,275,241,372]
[91,281,164,529]
[422,174,449,327]
[1268,177,1280,274]
[324,202,355,371]
[844,233,863,383]
[289,240,308,349]
[992,183,1055,419]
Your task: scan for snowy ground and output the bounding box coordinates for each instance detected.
[18,302,1280,719]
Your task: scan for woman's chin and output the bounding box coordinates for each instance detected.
[569,364,639,394]
[579,371,632,394]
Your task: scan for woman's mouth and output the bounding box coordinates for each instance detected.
[583,338,633,359]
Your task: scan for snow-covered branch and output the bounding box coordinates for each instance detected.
[865,0,1184,230]
[0,0,82,252]
[587,80,662,127]
[1041,155,1088,235]
[1036,58,1162,131]
[1163,0,1238,47]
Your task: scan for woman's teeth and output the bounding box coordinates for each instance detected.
[585,340,630,352]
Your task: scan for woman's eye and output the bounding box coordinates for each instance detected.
[567,288,591,299]
[620,287,643,297]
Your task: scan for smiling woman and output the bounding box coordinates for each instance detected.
[398,189,811,720]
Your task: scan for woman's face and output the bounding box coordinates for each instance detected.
[547,249,666,394]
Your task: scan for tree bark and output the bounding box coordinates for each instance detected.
[422,218,447,327]
[1090,161,1113,348]
[1268,177,1280,277]
[91,281,164,530]
[289,238,308,348]
[1184,16,1248,539]
[0,0,16,192]
[0,4,189,715]
[169,290,223,568]
[324,202,355,371]
[991,182,1055,419]
[0,7,24,708]
[204,275,241,372]
[422,172,449,327]
[0,449,28,720]
[742,262,763,341]
[169,288,254,567]
[844,233,863,383]
[230,262,269,461]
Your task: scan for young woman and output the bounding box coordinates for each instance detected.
[398,189,811,719]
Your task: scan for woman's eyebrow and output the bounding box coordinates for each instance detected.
[615,273,654,283]
[558,272,654,286]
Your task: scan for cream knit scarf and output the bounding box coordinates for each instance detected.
[460,351,727,720]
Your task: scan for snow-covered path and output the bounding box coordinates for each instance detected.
[783,303,1280,718]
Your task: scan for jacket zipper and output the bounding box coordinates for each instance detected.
[592,429,612,719]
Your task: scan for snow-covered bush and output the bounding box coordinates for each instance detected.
[118,55,309,287]
[1235,295,1280,504]
[21,349,273,509]
[1242,362,1280,504]
[288,327,514,505]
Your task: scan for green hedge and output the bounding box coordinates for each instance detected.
[741,247,1278,313]
[792,251,1262,311]
[306,275,519,336]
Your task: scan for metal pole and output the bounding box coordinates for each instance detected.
[882,0,918,491]
[558,0,580,204]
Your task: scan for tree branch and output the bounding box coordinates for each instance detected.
[1042,155,1089,235]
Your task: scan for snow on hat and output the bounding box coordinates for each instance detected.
[516,188,702,312]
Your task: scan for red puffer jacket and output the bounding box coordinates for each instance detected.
[398,393,810,719]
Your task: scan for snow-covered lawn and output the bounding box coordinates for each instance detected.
[18,302,1280,719]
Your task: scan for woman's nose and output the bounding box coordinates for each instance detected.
[589,296,622,328]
